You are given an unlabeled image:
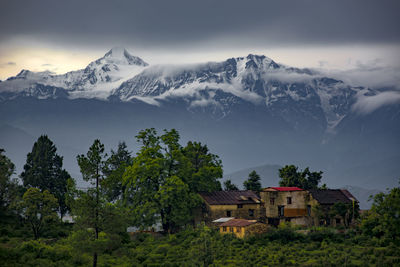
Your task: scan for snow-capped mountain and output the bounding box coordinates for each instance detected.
[0,49,391,134]
[0,47,148,100]
[111,54,376,132]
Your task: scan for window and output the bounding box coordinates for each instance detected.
[236,227,241,233]
[248,209,254,217]
[270,197,275,205]
[226,210,232,217]
[237,204,243,208]
[287,197,292,204]
[307,205,311,216]
[278,206,285,217]
[222,226,227,232]
[230,227,234,232]
[336,218,341,224]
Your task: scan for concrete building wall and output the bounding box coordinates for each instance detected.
[205,203,264,223]
[260,190,309,218]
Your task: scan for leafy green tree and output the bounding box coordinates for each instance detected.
[330,202,359,227]
[278,165,323,190]
[243,170,262,192]
[20,135,71,219]
[124,129,222,233]
[156,176,192,232]
[223,179,239,191]
[102,142,132,202]
[182,141,222,193]
[18,188,58,239]
[0,149,19,210]
[361,182,400,241]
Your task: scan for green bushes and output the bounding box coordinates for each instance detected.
[0,226,399,266]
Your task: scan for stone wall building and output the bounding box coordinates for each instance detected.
[260,187,311,226]
[197,190,265,225]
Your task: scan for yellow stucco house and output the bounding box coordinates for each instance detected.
[219,219,258,238]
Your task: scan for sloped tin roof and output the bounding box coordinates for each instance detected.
[220,219,257,227]
[199,190,261,205]
[340,189,358,202]
[264,187,303,191]
[309,189,353,204]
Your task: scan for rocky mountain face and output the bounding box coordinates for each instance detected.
[0,48,399,191]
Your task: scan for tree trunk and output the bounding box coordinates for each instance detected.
[93,252,97,267]
[93,168,99,267]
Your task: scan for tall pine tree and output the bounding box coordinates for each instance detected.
[21,135,71,219]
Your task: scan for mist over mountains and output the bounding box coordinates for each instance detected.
[0,48,399,197]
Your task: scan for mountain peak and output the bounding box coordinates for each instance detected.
[245,54,279,70]
[102,47,148,66]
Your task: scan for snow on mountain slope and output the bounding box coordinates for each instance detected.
[0,49,393,133]
[0,47,148,99]
[112,54,379,131]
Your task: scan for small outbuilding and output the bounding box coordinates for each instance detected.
[219,219,258,238]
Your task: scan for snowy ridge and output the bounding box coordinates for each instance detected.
[0,48,394,132]
[0,47,148,99]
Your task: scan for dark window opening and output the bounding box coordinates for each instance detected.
[236,227,241,233]
[287,197,292,204]
[222,226,227,232]
[249,209,254,217]
[278,206,285,217]
[336,218,341,224]
[285,218,291,222]
[237,204,243,208]
[307,205,311,216]
[226,210,232,217]
[230,227,234,232]
[270,198,275,205]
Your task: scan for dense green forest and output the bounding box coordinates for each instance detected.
[1,129,399,266]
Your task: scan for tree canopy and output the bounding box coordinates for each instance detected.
[20,135,71,218]
[102,142,132,202]
[224,179,239,191]
[123,128,223,233]
[278,165,323,190]
[75,139,129,267]
[18,188,58,239]
[361,181,400,242]
[0,148,20,211]
[243,170,262,192]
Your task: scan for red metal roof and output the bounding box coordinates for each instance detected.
[220,219,257,227]
[265,187,303,191]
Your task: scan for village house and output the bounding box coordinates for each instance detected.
[219,219,258,238]
[308,189,358,226]
[260,187,310,226]
[196,187,358,228]
[259,187,358,227]
[196,190,265,225]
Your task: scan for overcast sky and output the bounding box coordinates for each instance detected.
[0,0,399,83]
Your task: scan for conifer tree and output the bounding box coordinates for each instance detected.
[243,170,262,192]
[21,135,71,219]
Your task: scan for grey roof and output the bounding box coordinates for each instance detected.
[340,189,358,202]
[212,217,235,223]
[199,190,261,205]
[309,189,353,204]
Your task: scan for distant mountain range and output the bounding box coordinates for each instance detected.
[0,47,399,195]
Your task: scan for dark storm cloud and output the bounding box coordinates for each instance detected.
[0,0,399,48]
